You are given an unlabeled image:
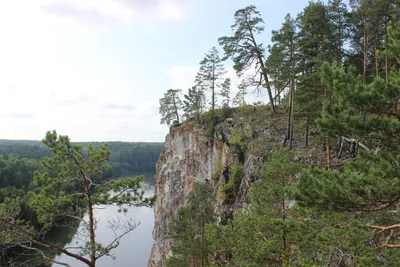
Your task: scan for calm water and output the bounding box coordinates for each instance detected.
[52,174,155,267]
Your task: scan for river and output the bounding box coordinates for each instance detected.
[51,174,155,267]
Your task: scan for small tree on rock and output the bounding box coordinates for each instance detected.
[159,89,183,125]
[220,78,232,108]
[183,86,206,123]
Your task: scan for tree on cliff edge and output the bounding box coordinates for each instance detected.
[195,47,226,136]
[219,5,276,112]
[0,130,154,267]
[159,89,183,125]
[183,85,206,123]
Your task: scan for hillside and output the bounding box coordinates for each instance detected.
[149,105,363,266]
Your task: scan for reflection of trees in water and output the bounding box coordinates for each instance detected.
[122,173,156,186]
[6,218,80,267]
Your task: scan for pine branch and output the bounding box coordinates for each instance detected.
[19,244,71,267]
[366,224,400,232]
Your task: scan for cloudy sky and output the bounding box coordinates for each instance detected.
[0,0,327,142]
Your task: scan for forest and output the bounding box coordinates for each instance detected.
[0,137,162,266]
[158,0,400,266]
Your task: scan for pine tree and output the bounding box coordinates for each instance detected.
[195,47,225,135]
[295,2,331,147]
[386,21,400,63]
[159,89,183,125]
[265,44,286,106]
[220,78,231,108]
[183,86,206,123]
[233,80,247,108]
[268,14,298,149]
[166,183,215,267]
[326,0,351,64]
[1,131,154,267]
[295,59,400,254]
[208,148,302,266]
[219,5,276,112]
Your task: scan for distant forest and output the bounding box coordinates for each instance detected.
[0,139,164,191]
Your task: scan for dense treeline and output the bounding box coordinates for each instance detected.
[165,1,400,266]
[0,156,44,190]
[0,140,163,180]
[102,142,164,176]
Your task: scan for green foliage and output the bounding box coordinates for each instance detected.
[0,155,44,190]
[387,21,400,62]
[318,62,400,149]
[218,5,275,110]
[213,151,223,179]
[267,13,297,92]
[208,148,301,266]
[159,89,183,125]
[220,78,231,108]
[168,2,400,266]
[294,152,400,212]
[233,80,247,109]
[229,126,250,155]
[183,86,206,122]
[293,54,400,260]
[166,183,216,267]
[326,0,351,63]
[196,47,226,138]
[202,112,216,139]
[220,162,243,202]
[0,140,163,178]
[105,142,163,177]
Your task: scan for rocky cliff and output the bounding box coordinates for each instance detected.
[148,119,264,266]
[148,107,330,267]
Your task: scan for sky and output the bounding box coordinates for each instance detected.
[0,0,330,142]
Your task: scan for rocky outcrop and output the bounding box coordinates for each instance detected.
[148,122,262,267]
[147,106,339,266]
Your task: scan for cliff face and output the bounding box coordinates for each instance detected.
[147,107,330,266]
[148,123,261,267]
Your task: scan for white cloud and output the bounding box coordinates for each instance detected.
[165,66,198,90]
[37,0,196,25]
[0,1,170,142]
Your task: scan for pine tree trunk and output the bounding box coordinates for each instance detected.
[286,99,292,146]
[386,53,390,82]
[287,78,295,149]
[327,137,331,169]
[385,17,390,82]
[87,192,96,267]
[172,93,180,124]
[337,11,343,64]
[260,64,276,112]
[289,119,294,150]
[288,45,295,149]
[281,177,286,267]
[363,16,367,84]
[305,117,309,147]
[248,28,275,112]
[375,42,379,78]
